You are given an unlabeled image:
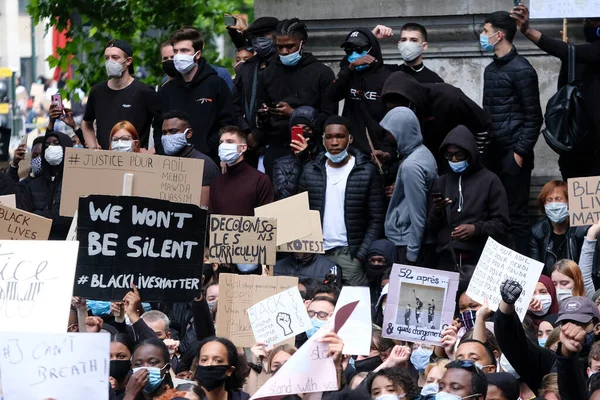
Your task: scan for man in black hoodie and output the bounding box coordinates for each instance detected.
[158,27,235,161]
[22,130,73,239]
[428,125,510,270]
[256,18,337,178]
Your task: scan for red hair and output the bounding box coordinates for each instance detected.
[537,180,568,215]
[109,120,140,152]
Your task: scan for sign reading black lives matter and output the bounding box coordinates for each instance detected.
[382,264,459,346]
[74,195,207,301]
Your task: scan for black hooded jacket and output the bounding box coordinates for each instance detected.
[382,72,492,169]
[428,125,510,255]
[158,58,235,159]
[366,239,396,301]
[274,254,341,284]
[256,52,337,147]
[328,28,396,155]
[22,130,73,239]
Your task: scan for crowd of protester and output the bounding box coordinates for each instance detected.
[3,3,600,400]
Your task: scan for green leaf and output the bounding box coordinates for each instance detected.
[88,26,98,37]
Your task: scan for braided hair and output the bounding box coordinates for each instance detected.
[275,18,308,41]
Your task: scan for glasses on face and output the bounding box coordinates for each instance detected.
[344,46,370,55]
[444,150,467,161]
[112,136,133,142]
[308,310,330,320]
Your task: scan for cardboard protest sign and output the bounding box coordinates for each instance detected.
[0,332,109,400]
[208,215,277,265]
[530,0,600,18]
[74,195,207,302]
[467,238,544,321]
[0,195,15,209]
[568,177,600,226]
[0,240,79,333]
[277,210,324,254]
[248,287,311,346]
[0,202,52,240]
[255,192,312,246]
[383,264,459,345]
[60,148,204,217]
[335,286,371,355]
[217,274,298,347]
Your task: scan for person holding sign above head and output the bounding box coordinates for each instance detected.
[210,126,274,216]
[161,110,221,208]
[109,120,141,153]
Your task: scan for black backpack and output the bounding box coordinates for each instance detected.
[542,44,593,154]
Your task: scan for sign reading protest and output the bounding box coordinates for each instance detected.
[75,195,207,302]
[0,332,109,400]
[208,215,277,265]
[60,148,204,217]
[530,0,600,19]
[217,274,298,347]
[0,202,52,240]
[248,287,312,346]
[383,265,459,345]
[277,210,324,254]
[467,238,544,321]
[255,192,312,246]
[0,240,78,333]
[568,176,600,226]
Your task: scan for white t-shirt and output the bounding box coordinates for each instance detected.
[323,156,355,250]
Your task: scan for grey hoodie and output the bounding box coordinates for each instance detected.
[380,107,438,261]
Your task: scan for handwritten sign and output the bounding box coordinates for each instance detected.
[75,195,207,301]
[255,192,312,246]
[383,265,459,345]
[467,238,544,321]
[0,240,78,333]
[568,177,600,226]
[248,287,311,346]
[0,202,52,240]
[60,148,204,217]
[277,210,324,254]
[208,215,277,265]
[216,274,298,347]
[0,195,15,209]
[0,332,109,400]
[530,0,600,18]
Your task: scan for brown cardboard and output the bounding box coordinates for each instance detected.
[207,215,277,265]
[254,192,312,246]
[568,177,600,226]
[60,148,204,216]
[216,273,298,347]
[0,203,52,240]
[277,210,324,254]
[0,195,16,209]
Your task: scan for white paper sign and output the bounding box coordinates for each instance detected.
[466,238,544,321]
[0,332,109,400]
[248,287,311,346]
[0,240,79,332]
[335,286,372,356]
[530,0,600,18]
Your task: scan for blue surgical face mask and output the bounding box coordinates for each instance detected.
[538,337,547,347]
[421,382,439,396]
[479,32,498,52]
[161,131,188,155]
[73,144,84,149]
[448,160,469,174]
[280,41,303,66]
[87,300,112,316]
[410,346,433,372]
[306,316,326,338]
[324,139,350,164]
[435,393,462,400]
[544,202,569,224]
[132,365,168,393]
[375,395,403,400]
[347,50,370,70]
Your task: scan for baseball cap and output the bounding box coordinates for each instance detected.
[556,296,600,325]
[341,30,370,48]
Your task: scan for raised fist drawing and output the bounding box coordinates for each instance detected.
[276,312,293,336]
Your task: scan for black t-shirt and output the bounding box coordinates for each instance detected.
[83,79,160,150]
[397,63,444,84]
[550,231,567,258]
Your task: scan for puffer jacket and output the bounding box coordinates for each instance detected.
[483,46,543,162]
[298,149,385,261]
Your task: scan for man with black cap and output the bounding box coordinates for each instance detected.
[82,39,160,150]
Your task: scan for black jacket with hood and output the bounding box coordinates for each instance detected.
[428,125,510,255]
[298,149,385,261]
[328,28,396,155]
[381,72,492,169]
[366,239,396,302]
[22,130,73,240]
[157,58,235,159]
[256,52,337,148]
[274,254,341,284]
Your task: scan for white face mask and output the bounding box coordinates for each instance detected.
[397,41,424,62]
[218,142,243,166]
[556,288,573,303]
[111,140,133,153]
[532,294,553,316]
[106,59,126,78]
[44,145,64,166]
[174,51,199,74]
[375,394,404,400]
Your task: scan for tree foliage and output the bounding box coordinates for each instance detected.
[28,0,253,96]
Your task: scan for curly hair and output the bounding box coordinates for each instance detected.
[365,367,419,398]
[275,18,308,41]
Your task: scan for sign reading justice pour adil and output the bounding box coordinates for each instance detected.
[74,195,207,302]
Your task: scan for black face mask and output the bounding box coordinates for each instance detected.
[584,26,600,43]
[194,365,230,391]
[354,355,382,373]
[110,360,131,382]
[162,60,178,77]
[202,263,214,283]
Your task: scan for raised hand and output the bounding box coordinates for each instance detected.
[500,280,523,305]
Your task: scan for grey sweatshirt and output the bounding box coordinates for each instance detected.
[580,237,597,299]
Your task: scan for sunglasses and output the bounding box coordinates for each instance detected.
[344,46,371,55]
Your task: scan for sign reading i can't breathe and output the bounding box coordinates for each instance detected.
[74,195,207,302]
